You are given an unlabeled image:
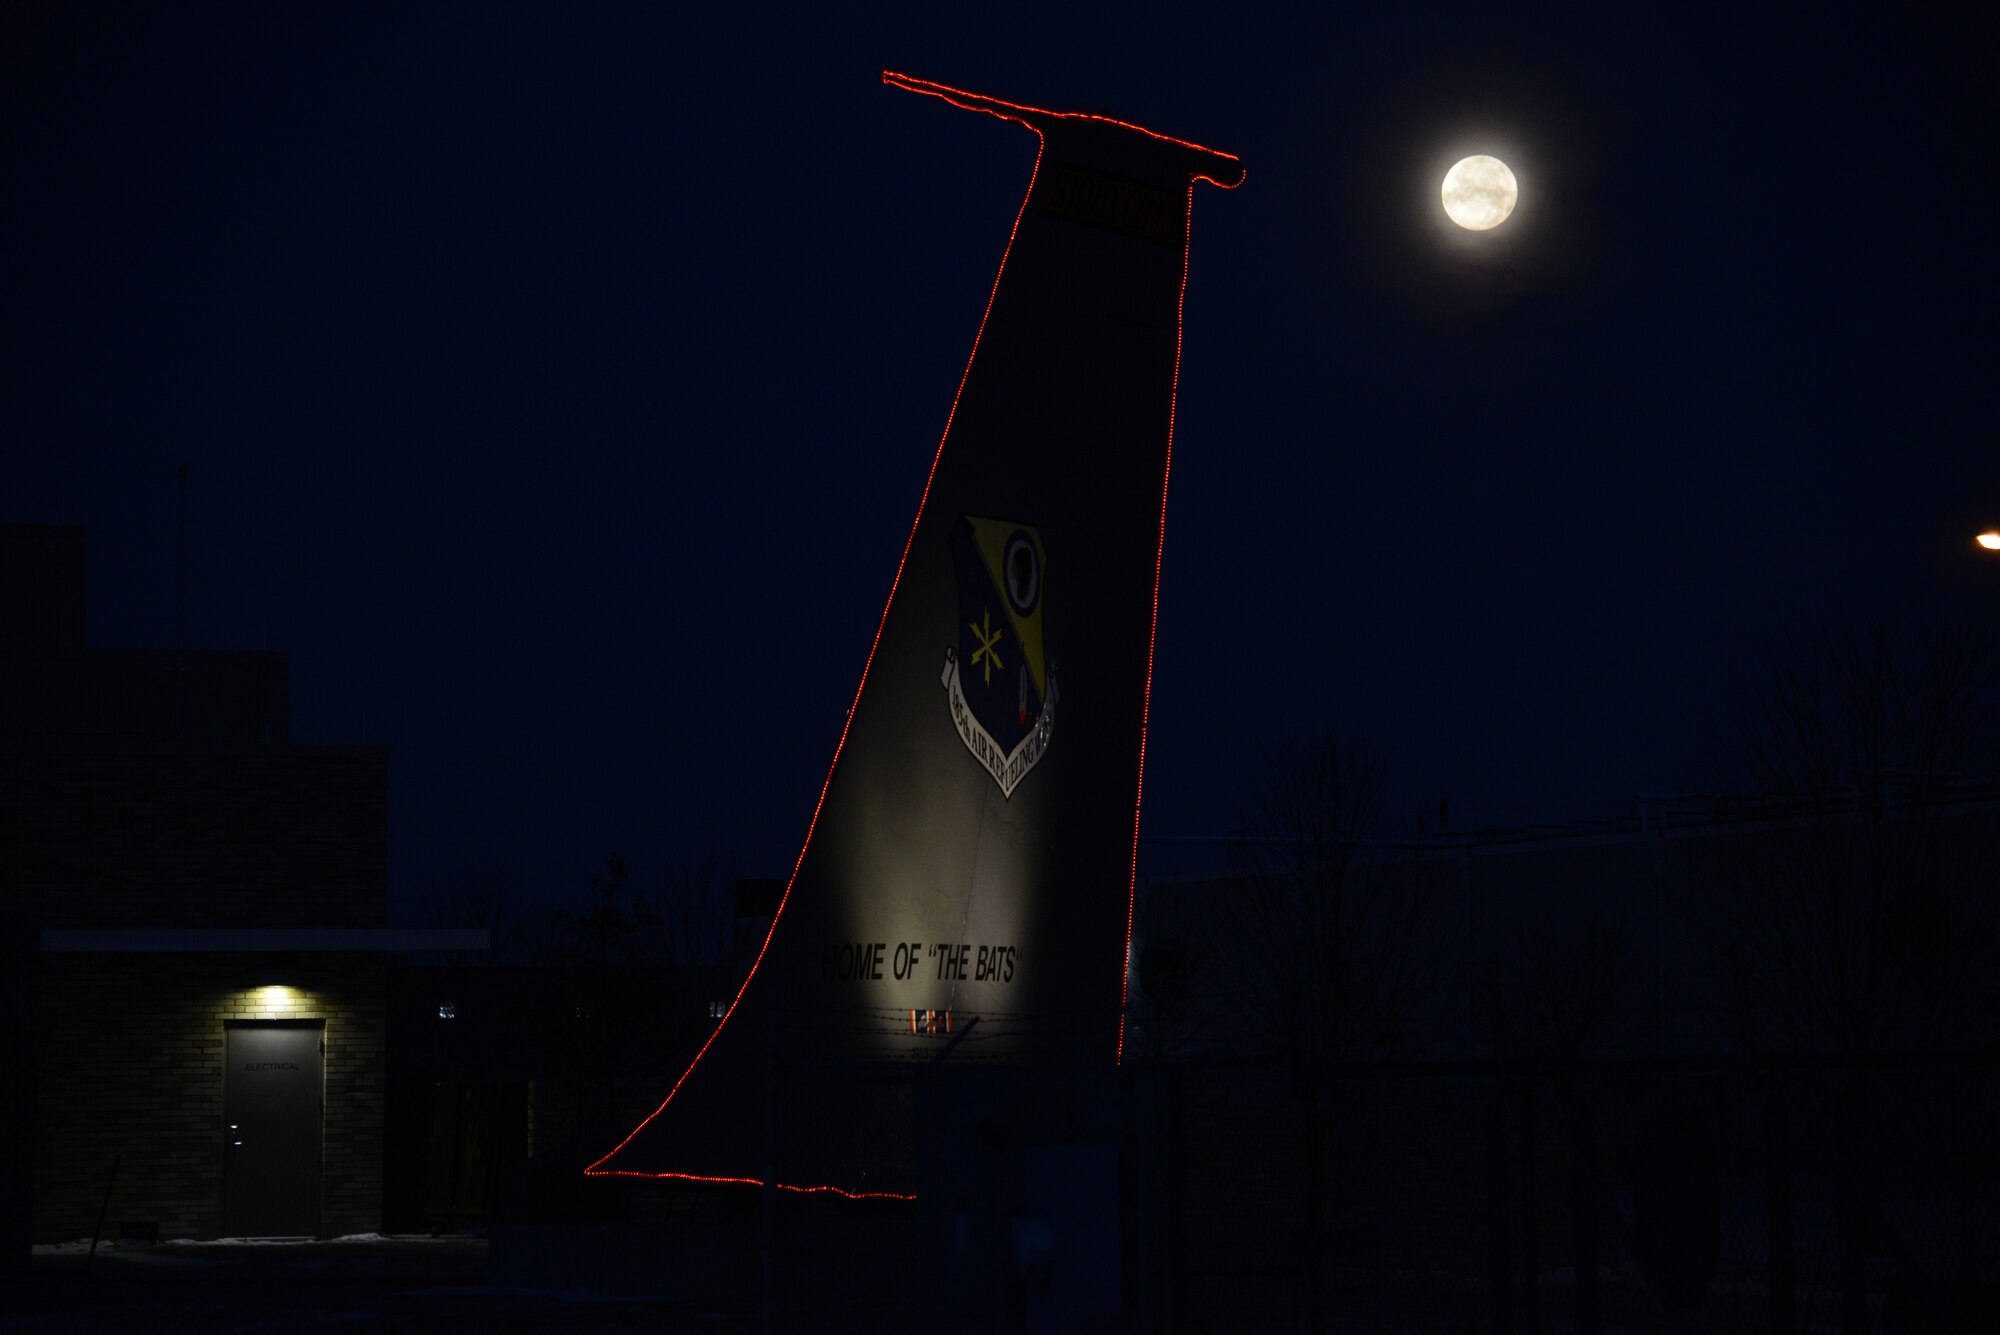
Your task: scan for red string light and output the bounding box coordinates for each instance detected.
[583,82,1048,1199]
[1116,181,1200,1068]
[879,71,1245,189]
[588,71,1237,1191]
[588,1170,916,1201]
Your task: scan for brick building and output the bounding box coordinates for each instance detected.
[3,526,477,1242]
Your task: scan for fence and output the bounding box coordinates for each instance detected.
[1148,1053,1999,1334]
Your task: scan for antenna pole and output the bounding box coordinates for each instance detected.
[176,465,188,650]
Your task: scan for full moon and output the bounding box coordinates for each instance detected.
[1441,155,1518,231]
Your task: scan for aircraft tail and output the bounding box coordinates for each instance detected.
[587,73,1240,1197]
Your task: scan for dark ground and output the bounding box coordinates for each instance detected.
[8,1237,910,1334]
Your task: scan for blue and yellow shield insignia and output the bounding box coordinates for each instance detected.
[940,515,1057,797]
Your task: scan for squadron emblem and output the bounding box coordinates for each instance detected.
[940,515,1057,797]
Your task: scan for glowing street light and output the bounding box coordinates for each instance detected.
[1977,532,2000,551]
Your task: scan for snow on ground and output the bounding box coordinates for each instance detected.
[143,1233,467,1247]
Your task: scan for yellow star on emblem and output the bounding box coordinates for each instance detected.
[968,608,1005,686]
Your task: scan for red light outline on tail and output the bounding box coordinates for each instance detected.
[588,1170,916,1201]
[583,87,1044,1195]
[586,71,1237,1193]
[879,71,1244,189]
[1116,182,1199,1067]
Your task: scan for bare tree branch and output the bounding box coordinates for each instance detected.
[1692,614,2000,1057]
[1206,729,1449,1067]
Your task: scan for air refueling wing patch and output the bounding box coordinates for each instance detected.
[941,515,1056,797]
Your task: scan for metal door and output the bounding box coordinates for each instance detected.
[223,1022,322,1237]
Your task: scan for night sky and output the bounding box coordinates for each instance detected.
[11,4,1995,919]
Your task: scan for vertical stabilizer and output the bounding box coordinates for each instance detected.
[588,73,1241,1197]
